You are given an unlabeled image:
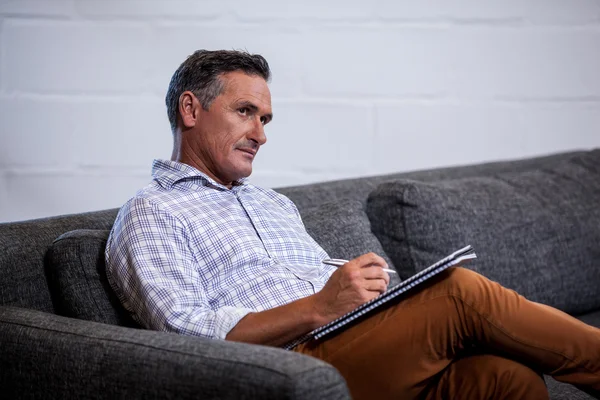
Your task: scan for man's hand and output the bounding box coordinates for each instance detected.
[226,252,390,346]
[311,252,390,326]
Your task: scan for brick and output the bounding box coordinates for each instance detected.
[0,96,170,168]
[0,0,74,17]
[0,96,77,167]
[231,0,375,21]
[0,172,7,222]
[219,0,600,24]
[300,27,600,98]
[375,0,600,25]
[374,102,600,173]
[75,0,222,20]
[2,20,152,94]
[69,98,172,168]
[251,101,373,174]
[2,171,151,222]
[0,18,4,88]
[149,25,305,97]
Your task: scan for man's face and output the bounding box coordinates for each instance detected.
[184,71,272,187]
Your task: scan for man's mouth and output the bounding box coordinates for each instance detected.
[237,148,257,158]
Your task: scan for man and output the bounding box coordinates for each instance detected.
[105,50,600,400]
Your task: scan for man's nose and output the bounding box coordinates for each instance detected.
[250,117,267,145]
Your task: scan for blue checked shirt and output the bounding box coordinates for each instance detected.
[105,159,336,341]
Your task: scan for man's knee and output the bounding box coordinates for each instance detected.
[446,266,480,281]
[443,266,520,308]
[442,267,487,295]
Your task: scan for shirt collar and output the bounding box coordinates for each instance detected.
[151,159,248,191]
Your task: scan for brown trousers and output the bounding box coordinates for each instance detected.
[294,267,600,400]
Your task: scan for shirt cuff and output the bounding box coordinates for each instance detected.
[213,306,254,340]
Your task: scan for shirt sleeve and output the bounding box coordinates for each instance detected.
[105,196,253,340]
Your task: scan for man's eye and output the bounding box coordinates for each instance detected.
[239,107,248,115]
[260,116,267,125]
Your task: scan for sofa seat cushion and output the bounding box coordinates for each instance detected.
[300,199,401,286]
[46,229,139,327]
[366,150,600,314]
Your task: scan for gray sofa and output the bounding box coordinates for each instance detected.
[1,149,599,399]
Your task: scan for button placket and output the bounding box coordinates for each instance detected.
[234,191,272,258]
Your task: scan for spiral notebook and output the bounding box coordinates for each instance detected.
[284,245,477,350]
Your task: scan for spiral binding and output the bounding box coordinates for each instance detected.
[283,245,476,350]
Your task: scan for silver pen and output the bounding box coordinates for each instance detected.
[322,258,397,274]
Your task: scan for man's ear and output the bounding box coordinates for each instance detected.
[179,91,198,128]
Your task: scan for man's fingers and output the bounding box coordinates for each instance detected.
[360,266,390,284]
[353,252,389,269]
[362,279,388,295]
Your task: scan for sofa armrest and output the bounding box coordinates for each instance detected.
[0,306,349,399]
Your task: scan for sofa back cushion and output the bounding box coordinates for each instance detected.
[46,229,139,327]
[0,209,119,313]
[0,151,584,313]
[46,200,398,326]
[301,199,400,286]
[277,151,586,211]
[367,150,600,314]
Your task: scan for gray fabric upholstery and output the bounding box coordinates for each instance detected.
[577,309,600,327]
[1,149,598,400]
[46,229,139,327]
[367,150,600,314]
[301,199,401,286]
[46,201,401,328]
[0,208,118,312]
[0,150,584,312]
[545,378,596,400]
[277,151,586,211]
[543,310,600,400]
[0,306,350,400]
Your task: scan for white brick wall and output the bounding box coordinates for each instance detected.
[1,0,599,222]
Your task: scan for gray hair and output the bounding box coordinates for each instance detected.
[165,49,271,132]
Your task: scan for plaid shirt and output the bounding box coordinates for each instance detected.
[105,159,335,341]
